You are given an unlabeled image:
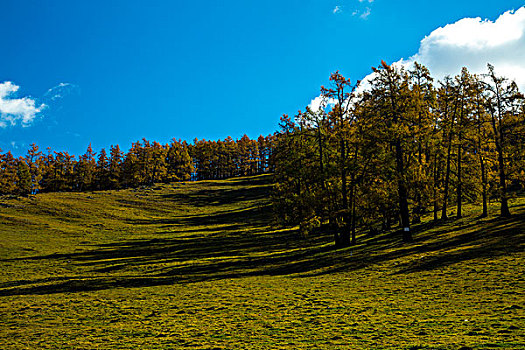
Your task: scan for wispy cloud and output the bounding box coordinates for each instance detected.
[0,82,45,128]
[9,141,26,150]
[333,6,342,14]
[352,0,373,20]
[44,82,80,102]
[352,7,371,19]
[360,7,371,19]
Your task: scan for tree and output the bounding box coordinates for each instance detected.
[95,148,110,190]
[483,64,524,217]
[16,159,32,195]
[109,144,123,189]
[368,61,413,242]
[166,139,193,182]
[75,144,97,191]
[321,71,358,247]
[122,141,142,187]
[438,76,458,220]
[25,143,43,194]
[0,151,18,195]
[408,62,436,223]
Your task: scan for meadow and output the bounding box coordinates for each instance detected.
[0,174,523,349]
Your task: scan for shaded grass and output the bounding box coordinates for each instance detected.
[0,174,523,349]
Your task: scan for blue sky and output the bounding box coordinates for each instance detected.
[1,0,524,156]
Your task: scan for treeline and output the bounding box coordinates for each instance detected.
[192,135,274,180]
[272,62,525,247]
[0,135,274,195]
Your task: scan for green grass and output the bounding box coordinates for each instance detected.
[0,174,523,349]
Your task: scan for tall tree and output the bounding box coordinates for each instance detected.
[166,139,193,182]
[408,62,436,223]
[483,64,524,217]
[368,61,413,242]
[438,77,458,220]
[108,144,123,189]
[0,151,18,195]
[321,71,357,247]
[95,148,110,190]
[25,143,43,194]
[16,159,32,195]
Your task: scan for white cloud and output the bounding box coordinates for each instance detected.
[333,6,341,14]
[308,96,337,113]
[409,7,525,89]
[356,6,525,93]
[358,0,374,3]
[0,82,45,128]
[307,6,525,116]
[308,96,326,112]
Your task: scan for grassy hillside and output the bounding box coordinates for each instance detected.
[0,175,523,349]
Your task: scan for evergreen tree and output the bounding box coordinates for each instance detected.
[109,144,123,189]
[25,143,43,194]
[0,151,18,195]
[95,148,110,190]
[483,64,524,217]
[16,159,32,195]
[166,139,193,182]
[368,61,414,242]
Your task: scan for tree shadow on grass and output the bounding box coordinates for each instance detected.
[161,184,271,208]
[309,211,525,277]
[392,213,525,274]
[0,227,336,295]
[1,179,523,296]
[0,185,339,295]
[160,174,273,208]
[125,204,270,228]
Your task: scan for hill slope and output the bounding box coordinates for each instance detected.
[0,175,523,349]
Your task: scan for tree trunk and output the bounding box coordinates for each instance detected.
[383,211,392,231]
[442,135,453,220]
[339,127,351,247]
[350,179,357,245]
[496,142,511,217]
[395,140,412,242]
[456,134,462,219]
[479,153,488,217]
[441,86,458,220]
[433,152,440,222]
[490,112,511,217]
[317,126,324,186]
